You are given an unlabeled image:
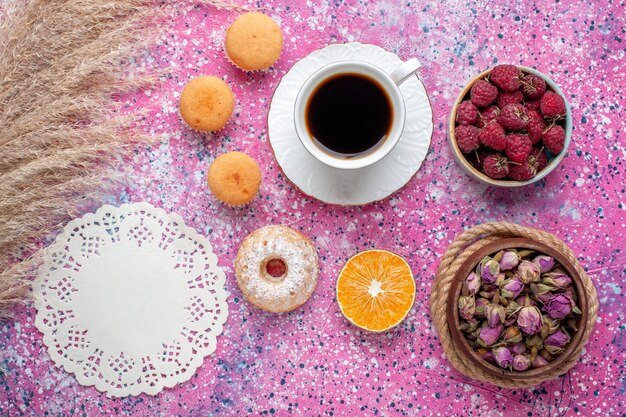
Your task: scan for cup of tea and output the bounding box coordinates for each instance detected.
[293,58,421,170]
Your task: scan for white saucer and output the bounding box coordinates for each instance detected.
[268,42,433,205]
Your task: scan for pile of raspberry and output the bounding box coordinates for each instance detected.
[454,64,567,181]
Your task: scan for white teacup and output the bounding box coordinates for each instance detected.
[293,58,421,170]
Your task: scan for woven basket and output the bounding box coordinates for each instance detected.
[430,221,598,388]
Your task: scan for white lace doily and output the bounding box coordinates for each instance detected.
[33,202,229,397]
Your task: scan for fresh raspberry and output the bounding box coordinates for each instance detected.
[455,125,481,153]
[521,74,547,100]
[479,122,507,151]
[470,80,498,108]
[482,154,510,179]
[508,158,535,181]
[525,99,541,112]
[266,259,287,277]
[497,89,524,108]
[526,110,546,144]
[477,106,501,128]
[529,147,548,173]
[490,64,522,92]
[543,124,566,154]
[505,133,533,163]
[456,100,479,125]
[498,103,529,130]
[540,91,566,118]
[468,149,490,171]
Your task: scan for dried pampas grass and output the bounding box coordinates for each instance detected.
[0,0,244,319]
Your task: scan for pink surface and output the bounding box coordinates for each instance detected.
[2,1,625,416]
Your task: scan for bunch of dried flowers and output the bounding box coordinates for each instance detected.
[0,0,244,319]
[458,249,581,371]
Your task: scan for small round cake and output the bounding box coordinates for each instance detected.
[180,76,234,132]
[225,12,283,71]
[207,152,261,206]
[235,225,319,312]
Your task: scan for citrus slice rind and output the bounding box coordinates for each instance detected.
[336,249,415,332]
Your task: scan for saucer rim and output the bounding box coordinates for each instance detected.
[267,42,434,206]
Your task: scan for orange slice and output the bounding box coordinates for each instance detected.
[336,249,415,332]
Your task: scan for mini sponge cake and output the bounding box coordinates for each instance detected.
[225,12,283,71]
[180,76,234,132]
[207,152,261,206]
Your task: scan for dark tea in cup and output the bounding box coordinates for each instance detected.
[294,59,421,170]
[305,73,393,157]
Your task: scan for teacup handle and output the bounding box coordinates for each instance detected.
[390,58,421,86]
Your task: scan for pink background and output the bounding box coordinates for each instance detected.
[2,1,625,416]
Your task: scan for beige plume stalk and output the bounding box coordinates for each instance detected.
[0,0,245,319]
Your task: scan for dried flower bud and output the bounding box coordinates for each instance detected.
[493,346,513,369]
[534,289,555,304]
[541,317,561,338]
[480,257,501,285]
[512,354,531,371]
[478,324,503,347]
[502,326,523,344]
[532,255,555,273]
[460,318,480,333]
[563,318,579,332]
[464,272,482,295]
[531,282,554,295]
[485,303,506,327]
[531,355,549,368]
[514,295,536,307]
[510,342,526,355]
[504,316,517,327]
[476,347,495,362]
[525,334,544,351]
[542,272,572,290]
[543,293,576,320]
[496,273,506,286]
[505,300,521,316]
[539,349,555,362]
[479,290,496,299]
[474,298,490,318]
[517,306,543,335]
[500,278,525,299]
[500,250,521,271]
[458,295,476,321]
[544,329,571,355]
[518,260,541,284]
